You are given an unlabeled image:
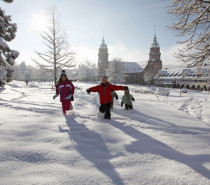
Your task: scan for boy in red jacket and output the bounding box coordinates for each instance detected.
[53,70,75,115]
[86,76,127,119]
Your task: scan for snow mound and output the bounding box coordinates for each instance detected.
[7,84,21,88]
[28,84,39,88]
[154,87,170,96]
[182,88,188,93]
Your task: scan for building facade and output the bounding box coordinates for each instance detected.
[154,67,210,91]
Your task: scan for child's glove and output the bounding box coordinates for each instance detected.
[121,102,123,107]
[53,94,58,99]
[86,89,91,94]
[132,98,135,102]
[115,95,118,100]
[65,94,72,100]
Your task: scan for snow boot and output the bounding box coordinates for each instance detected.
[70,103,73,110]
[104,113,111,119]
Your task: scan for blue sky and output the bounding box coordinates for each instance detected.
[0,0,181,67]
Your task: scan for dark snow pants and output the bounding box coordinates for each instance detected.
[125,104,133,110]
[99,102,112,119]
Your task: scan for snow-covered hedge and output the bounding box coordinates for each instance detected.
[154,87,170,96]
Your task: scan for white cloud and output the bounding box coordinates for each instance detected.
[109,41,148,62]
[72,46,98,65]
[73,41,149,66]
[28,10,48,34]
[15,52,35,66]
[161,44,183,67]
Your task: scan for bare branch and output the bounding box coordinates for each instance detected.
[33,6,75,86]
[167,0,210,67]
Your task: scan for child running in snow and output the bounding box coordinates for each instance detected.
[53,70,75,115]
[86,76,127,119]
[110,90,118,109]
[121,87,135,110]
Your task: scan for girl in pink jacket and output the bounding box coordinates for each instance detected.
[53,70,75,115]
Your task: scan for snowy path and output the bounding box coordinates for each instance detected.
[0,81,210,185]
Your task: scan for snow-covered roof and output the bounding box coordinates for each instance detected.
[123,62,143,73]
[156,66,210,79]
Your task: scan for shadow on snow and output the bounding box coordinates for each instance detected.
[109,116,210,180]
[59,115,124,185]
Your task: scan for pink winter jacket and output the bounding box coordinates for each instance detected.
[56,80,75,102]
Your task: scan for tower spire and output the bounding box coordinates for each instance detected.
[151,27,159,48]
[154,25,156,37]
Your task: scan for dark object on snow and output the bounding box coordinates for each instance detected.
[121,102,123,107]
[71,79,77,82]
[132,98,135,102]
[86,89,91,94]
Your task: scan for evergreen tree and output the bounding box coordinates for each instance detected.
[0,0,19,87]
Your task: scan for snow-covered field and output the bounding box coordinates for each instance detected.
[0,80,210,185]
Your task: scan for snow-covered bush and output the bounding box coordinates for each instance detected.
[154,87,170,96]
[182,88,188,93]
[76,60,98,81]
[149,87,157,94]
[106,58,125,84]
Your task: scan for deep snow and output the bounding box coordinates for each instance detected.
[0,81,210,185]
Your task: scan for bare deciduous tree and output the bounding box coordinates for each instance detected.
[167,0,210,67]
[76,60,98,81]
[32,6,75,87]
[106,58,125,84]
[143,64,156,86]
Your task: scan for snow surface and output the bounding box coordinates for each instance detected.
[0,81,210,185]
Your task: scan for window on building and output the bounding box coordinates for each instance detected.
[197,74,201,77]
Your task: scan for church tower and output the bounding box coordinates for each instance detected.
[143,34,162,84]
[148,34,162,70]
[98,38,109,77]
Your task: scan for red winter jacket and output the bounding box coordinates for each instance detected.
[56,80,75,102]
[89,83,125,104]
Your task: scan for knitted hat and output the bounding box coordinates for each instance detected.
[60,70,68,78]
[61,70,66,76]
[124,86,129,90]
